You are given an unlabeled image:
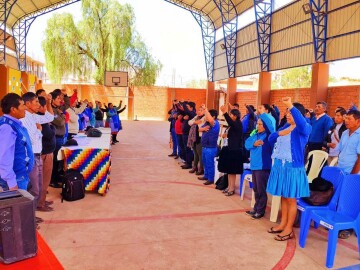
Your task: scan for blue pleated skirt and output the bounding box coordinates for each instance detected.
[266,159,310,198]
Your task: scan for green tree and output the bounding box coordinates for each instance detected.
[42,0,162,85]
[272,66,312,89]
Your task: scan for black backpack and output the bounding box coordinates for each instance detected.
[61,169,85,202]
[215,174,228,190]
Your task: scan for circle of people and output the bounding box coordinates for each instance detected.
[0,89,125,226]
[168,98,360,241]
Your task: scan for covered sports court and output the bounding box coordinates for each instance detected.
[1,0,360,269]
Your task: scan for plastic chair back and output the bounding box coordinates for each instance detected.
[306,150,328,182]
[337,174,360,219]
[320,166,345,210]
[328,157,338,167]
[320,166,344,191]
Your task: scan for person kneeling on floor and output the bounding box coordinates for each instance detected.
[245,114,275,219]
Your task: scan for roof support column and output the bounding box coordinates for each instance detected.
[191,12,216,82]
[227,77,237,106]
[257,71,271,106]
[0,0,17,65]
[309,0,328,62]
[206,81,215,109]
[12,18,35,71]
[213,0,237,78]
[310,63,329,108]
[254,0,273,71]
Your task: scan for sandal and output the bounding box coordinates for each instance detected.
[222,188,229,193]
[225,190,235,196]
[274,231,294,241]
[267,227,283,234]
[338,230,352,239]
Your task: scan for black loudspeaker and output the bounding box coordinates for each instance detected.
[0,190,37,264]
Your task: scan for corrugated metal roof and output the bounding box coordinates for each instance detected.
[152,0,253,30]
[6,0,252,30]
[6,0,77,28]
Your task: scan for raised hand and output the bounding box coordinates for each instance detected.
[282,97,292,108]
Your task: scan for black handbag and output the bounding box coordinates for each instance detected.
[302,177,334,206]
[302,188,334,206]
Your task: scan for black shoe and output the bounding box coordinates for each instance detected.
[203,180,214,185]
[245,210,256,216]
[195,170,204,175]
[168,153,176,157]
[251,213,264,220]
[174,155,179,159]
[224,190,235,196]
[35,217,44,224]
[181,165,192,169]
[114,139,119,143]
[338,230,353,239]
[49,183,62,188]
[189,168,197,173]
[197,176,208,181]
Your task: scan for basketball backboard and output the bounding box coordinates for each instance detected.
[104,71,128,87]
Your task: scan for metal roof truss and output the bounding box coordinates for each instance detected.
[214,0,237,78]
[254,0,272,72]
[0,0,16,65]
[310,0,328,63]
[12,0,80,71]
[192,12,216,82]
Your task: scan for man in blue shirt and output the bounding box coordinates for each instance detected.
[338,110,360,174]
[336,109,360,239]
[308,101,334,152]
[0,93,34,191]
[198,106,220,185]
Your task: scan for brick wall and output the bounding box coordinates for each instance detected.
[235,91,257,117]
[173,88,207,109]
[133,86,170,120]
[327,85,360,116]
[270,88,311,117]
[43,84,207,121]
[41,83,360,120]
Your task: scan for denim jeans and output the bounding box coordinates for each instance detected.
[202,147,217,181]
[95,120,104,128]
[170,128,179,155]
[176,134,185,160]
[0,175,30,191]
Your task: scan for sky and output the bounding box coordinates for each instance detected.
[26,0,360,86]
[27,0,207,86]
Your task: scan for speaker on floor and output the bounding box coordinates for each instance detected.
[0,189,37,264]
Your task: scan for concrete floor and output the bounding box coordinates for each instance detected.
[37,120,359,270]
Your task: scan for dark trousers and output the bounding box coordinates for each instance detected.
[193,141,203,171]
[51,136,65,184]
[176,134,185,160]
[170,128,179,155]
[252,170,270,215]
[182,134,193,166]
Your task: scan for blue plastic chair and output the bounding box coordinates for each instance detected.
[239,169,252,196]
[297,166,345,239]
[299,174,360,268]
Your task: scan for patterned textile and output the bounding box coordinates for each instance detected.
[63,148,111,195]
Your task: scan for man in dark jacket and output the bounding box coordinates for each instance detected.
[176,101,196,169]
[50,89,70,188]
[37,96,56,211]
